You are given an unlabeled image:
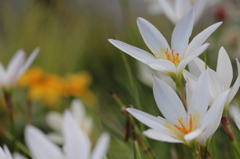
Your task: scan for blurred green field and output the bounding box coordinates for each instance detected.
[0,0,240,158]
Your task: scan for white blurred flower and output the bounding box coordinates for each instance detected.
[144,0,163,15]
[0,146,13,159]
[46,99,93,144]
[156,0,220,24]
[109,10,221,80]
[0,146,27,159]
[127,70,230,146]
[184,47,240,107]
[229,104,240,130]
[12,153,26,159]
[25,111,110,159]
[0,48,39,88]
[229,103,240,121]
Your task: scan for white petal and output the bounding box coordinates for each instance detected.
[227,59,240,105]
[83,117,93,134]
[188,57,206,78]
[13,153,27,159]
[235,116,240,130]
[7,50,25,73]
[46,112,63,133]
[198,113,221,146]
[185,22,222,57]
[147,59,176,73]
[3,146,13,159]
[146,2,162,15]
[18,47,39,79]
[126,108,171,130]
[153,76,187,125]
[188,70,210,123]
[175,0,191,22]
[193,0,208,23]
[63,110,91,159]
[137,62,155,87]
[157,0,176,24]
[71,99,85,123]
[177,43,210,73]
[201,89,231,130]
[108,39,155,63]
[137,17,170,55]
[183,70,198,91]
[206,69,224,100]
[0,62,6,83]
[90,133,110,159]
[0,147,5,159]
[185,83,193,108]
[47,133,64,145]
[138,62,176,90]
[25,125,63,159]
[171,9,194,56]
[184,129,202,143]
[229,104,240,120]
[216,47,233,89]
[6,50,26,86]
[143,129,183,143]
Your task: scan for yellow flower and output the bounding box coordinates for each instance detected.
[18,67,63,107]
[62,72,97,105]
[18,67,96,107]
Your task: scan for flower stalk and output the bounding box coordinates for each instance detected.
[3,89,16,151]
[221,116,234,142]
[221,115,240,156]
[174,74,187,110]
[109,91,157,159]
[204,147,212,159]
[1,128,32,157]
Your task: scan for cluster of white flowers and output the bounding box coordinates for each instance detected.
[1,0,240,158]
[109,2,240,156]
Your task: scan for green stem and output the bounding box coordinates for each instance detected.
[192,150,199,159]
[3,129,32,157]
[121,52,142,110]
[134,140,142,159]
[3,89,17,151]
[220,113,240,157]
[174,74,187,110]
[231,140,240,157]
[109,92,156,159]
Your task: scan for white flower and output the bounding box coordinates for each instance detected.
[109,10,222,79]
[144,0,163,15]
[157,0,220,24]
[0,146,13,159]
[0,146,26,159]
[185,47,240,107]
[0,48,39,88]
[12,153,27,159]
[25,111,110,159]
[127,70,230,146]
[229,104,240,130]
[46,99,93,144]
[229,103,240,121]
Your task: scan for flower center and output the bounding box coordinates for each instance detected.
[174,114,193,134]
[154,48,180,66]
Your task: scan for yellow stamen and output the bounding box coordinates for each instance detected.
[174,114,193,134]
[164,49,180,66]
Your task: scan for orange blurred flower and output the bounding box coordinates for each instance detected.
[18,67,96,108]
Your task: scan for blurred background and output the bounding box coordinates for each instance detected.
[0,0,240,158]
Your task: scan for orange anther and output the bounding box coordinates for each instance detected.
[174,114,193,134]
